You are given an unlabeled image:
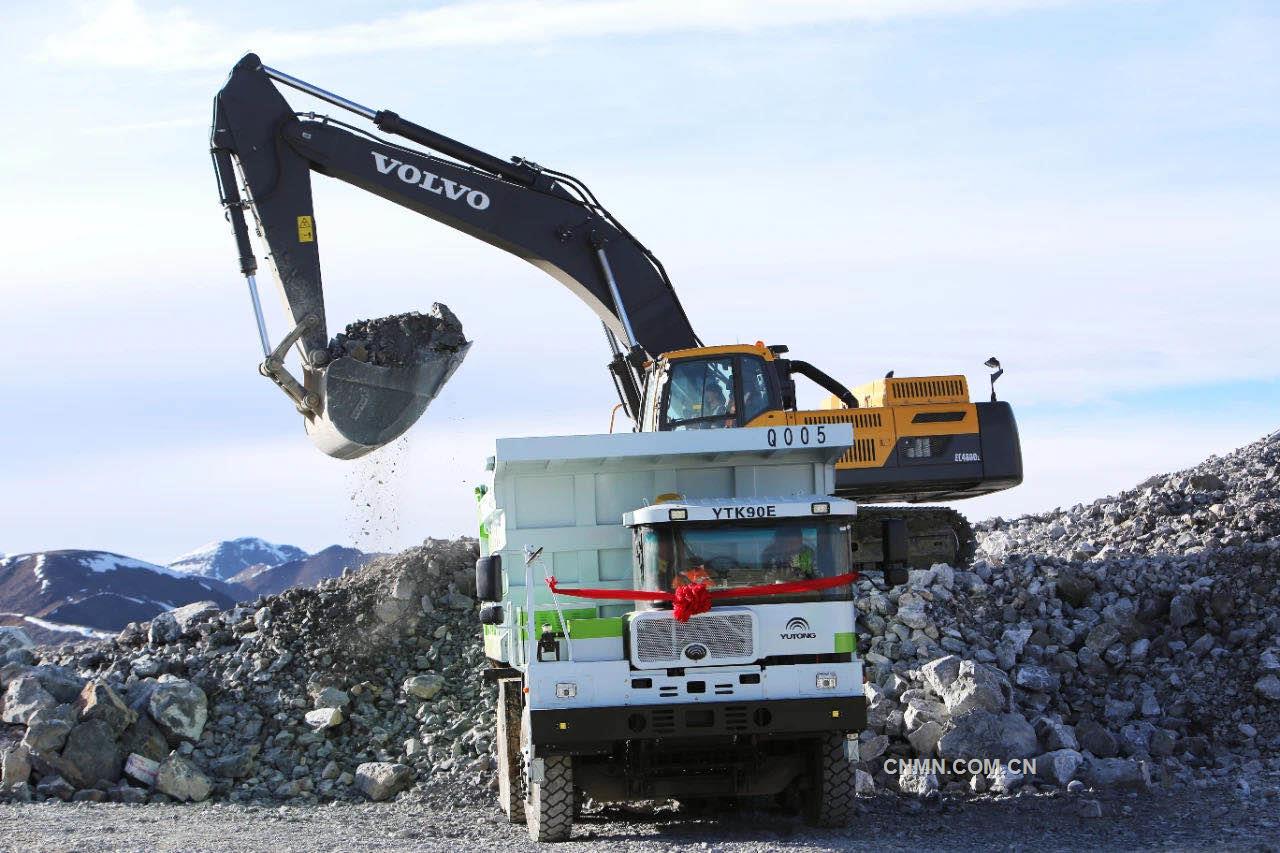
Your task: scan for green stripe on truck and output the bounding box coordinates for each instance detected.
[566,617,625,639]
[834,631,856,654]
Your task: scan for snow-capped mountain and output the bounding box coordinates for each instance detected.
[168,537,307,581]
[230,545,374,596]
[0,550,241,641]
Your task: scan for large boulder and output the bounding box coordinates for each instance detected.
[939,660,1010,716]
[355,762,414,801]
[1082,756,1150,789]
[154,753,212,802]
[148,677,207,742]
[77,681,137,738]
[0,744,31,789]
[31,666,84,703]
[1035,749,1083,785]
[60,719,124,788]
[937,710,1038,762]
[1,676,56,724]
[119,714,170,763]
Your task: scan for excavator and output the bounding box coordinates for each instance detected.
[210,54,1022,567]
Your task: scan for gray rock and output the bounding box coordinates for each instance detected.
[31,666,84,703]
[1075,717,1118,757]
[60,719,124,788]
[1169,594,1198,628]
[0,744,31,790]
[895,593,930,629]
[0,627,33,652]
[402,675,445,701]
[920,655,962,696]
[897,764,938,795]
[937,710,1038,762]
[1014,665,1057,692]
[306,707,344,731]
[1055,569,1094,607]
[119,714,169,763]
[907,720,944,756]
[312,686,350,710]
[1082,756,1150,789]
[354,761,414,801]
[155,753,212,802]
[988,763,1025,794]
[148,677,208,742]
[940,660,1010,715]
[1,676,56,724]
[1035,748,1083,785]
[22,717,74,754]
[209,747,256,779]
[35,774,74,801]
[1035,717,1079,752]
[77,680,137,738]
[172,600,221,633]
[441,591,474,610]
[1255,674,1280,701]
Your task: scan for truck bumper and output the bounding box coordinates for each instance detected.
[530,695,865,749]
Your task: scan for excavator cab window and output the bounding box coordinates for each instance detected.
[660,355,779,431]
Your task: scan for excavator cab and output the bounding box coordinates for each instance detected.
[644,347,783,431]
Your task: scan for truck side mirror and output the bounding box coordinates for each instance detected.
[881,518,909,587]
[478,603,504,625]
[476,554,502,603]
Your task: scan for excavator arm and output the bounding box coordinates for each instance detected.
[211,53,697,456]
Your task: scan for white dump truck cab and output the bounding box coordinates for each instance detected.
[474,426,902,841]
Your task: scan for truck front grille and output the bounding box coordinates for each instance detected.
[632,612,755,667]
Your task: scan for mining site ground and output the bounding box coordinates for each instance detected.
[1,780,1277,852]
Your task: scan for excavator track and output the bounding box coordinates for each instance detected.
[851,506,976,570]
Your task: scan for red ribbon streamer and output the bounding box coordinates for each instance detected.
[545,572,859,622]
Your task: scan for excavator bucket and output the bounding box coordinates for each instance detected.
[304,342,470,460]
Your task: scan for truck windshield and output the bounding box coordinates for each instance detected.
[638,518,854,603]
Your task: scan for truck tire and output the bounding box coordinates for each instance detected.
[804,733,857,827]
[496,678,524,823]
[525,754,574,842]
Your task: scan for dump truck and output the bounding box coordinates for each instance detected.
[472,423,906,840]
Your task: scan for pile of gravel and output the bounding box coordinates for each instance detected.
[1,539,488,805]
[851,428,1280,798]
[325,304,467,368]
[2,429,1278,810]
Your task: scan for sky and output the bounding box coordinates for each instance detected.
[1,0,1276,564]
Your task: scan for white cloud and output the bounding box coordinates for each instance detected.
[41,0,1089,70]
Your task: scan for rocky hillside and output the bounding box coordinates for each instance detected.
[0,430,1277,810]
[169,538,306,582]
[0,539,482,805]
[228,546,374,597]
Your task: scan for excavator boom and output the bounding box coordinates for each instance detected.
[211,53,696,456]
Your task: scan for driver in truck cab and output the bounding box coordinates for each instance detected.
[762,527,816,577]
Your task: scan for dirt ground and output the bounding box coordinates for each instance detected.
[1,781,1277,853]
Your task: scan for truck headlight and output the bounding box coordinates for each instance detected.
[555,682,577,699]
[815,673,838,690]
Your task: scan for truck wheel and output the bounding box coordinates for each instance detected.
[804,733,857,827]
[496,678,524,823]
[525,754,574,842]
